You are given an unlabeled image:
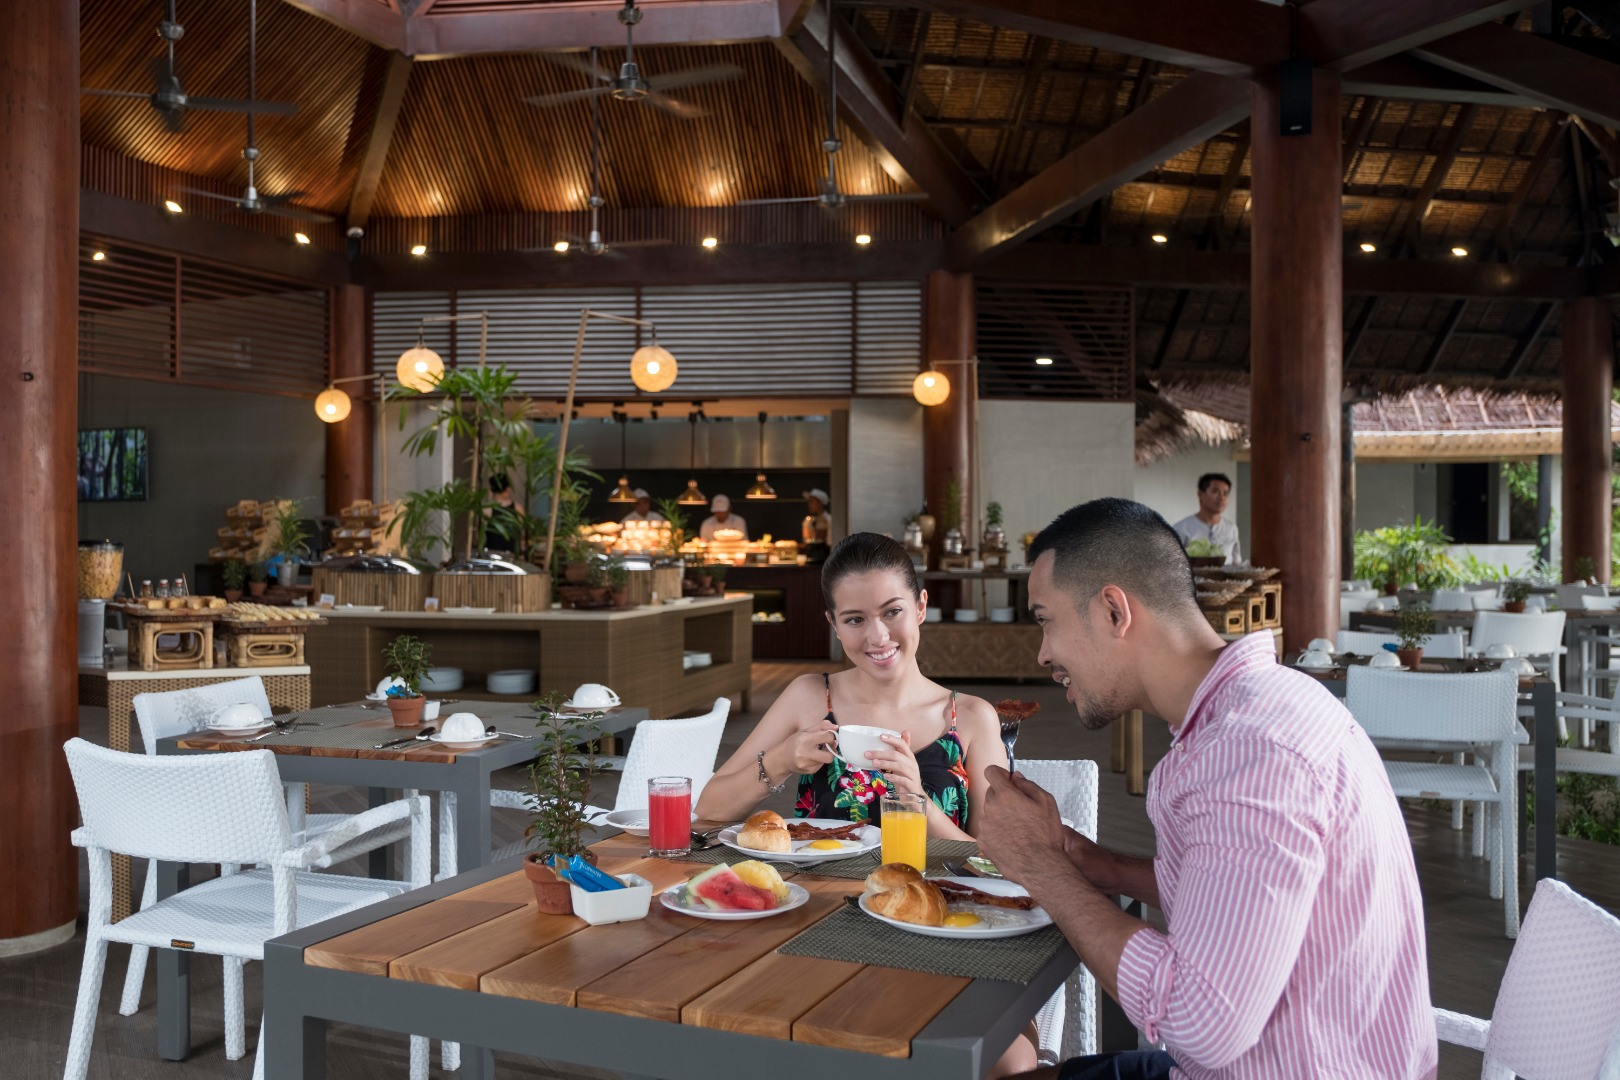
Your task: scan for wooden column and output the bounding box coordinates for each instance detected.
[922,270,975,566]
[1561,297,1613,583]
[325,284,374,515]
[0,0,79,951]
[1249,70,1343,653]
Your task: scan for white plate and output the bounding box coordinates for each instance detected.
[603,807,697,837]
[444,606,497,615]
[659,880,810,921]
[207,722,272,737]
[859,877,1052,939]
[559,700,618,712]
[427,732,497,749]
[662,597,695,606]
[338,604,385,612]
[718,818,879,864]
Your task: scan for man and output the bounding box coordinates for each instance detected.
[620,489,665,525]
[1172,473,1241,564]
[483,472,517,552]
[699,493,748,542]
[982,498,1434,1080]
[801,487,832,546]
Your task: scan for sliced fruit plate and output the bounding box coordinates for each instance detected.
[659,862,810,921]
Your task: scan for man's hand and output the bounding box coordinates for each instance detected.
[976,766,1070,888]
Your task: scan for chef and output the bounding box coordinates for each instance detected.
[620,489,666,525]
[699,493,749,542]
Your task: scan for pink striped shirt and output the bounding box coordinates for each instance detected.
[1116,632,1436,1079]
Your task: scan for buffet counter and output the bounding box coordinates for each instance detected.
[303,594,753,717]
[722,564,831,660]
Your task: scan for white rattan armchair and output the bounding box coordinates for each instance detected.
[61,738,431,1080]
[1435,878,1620,1078]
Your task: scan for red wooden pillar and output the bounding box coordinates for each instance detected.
[1561,297,1613,583]
[922,270,976,566]
[1249,70,1343,653]
[325,284,374,515]
[0,0,80,951]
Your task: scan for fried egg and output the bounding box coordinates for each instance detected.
[943,903,1030,930]
[803,838,857,851]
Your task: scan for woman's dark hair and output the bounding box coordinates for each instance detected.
[820,532,920,612]
[488,472,512,494]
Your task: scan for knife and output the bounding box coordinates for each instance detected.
[372,731,423,750]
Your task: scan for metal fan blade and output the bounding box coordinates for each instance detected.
[82,88,154,100]
[187,96,299,116]
[260,191,309,207]
[736,196,824,206]
[265,205,335,224]
[524,86,617,109]
[609,238,672,248]
[536,51,615,84]
[178,187,246,205]
[643,93,707,120]
[161,108,186,133]
[647,64,744,93]
[843,192,931,203]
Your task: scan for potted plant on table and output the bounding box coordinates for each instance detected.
[270,499,311,587]
[380,633,432,728]
[221,559,247,602]
[603,554,631,607]
[1395,602,1435,671]
[1502,580,1533,613]
[523,691,604,914]
[248,561,269,597]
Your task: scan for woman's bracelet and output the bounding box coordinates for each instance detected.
[757,750,789,794]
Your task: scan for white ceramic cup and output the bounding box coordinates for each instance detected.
[440,712,485,742]
[1307,637,1335,654]
[835,724,901,766]
[1484,643,1518,659]
[422,700,442,721]
[374,676,405,698]
[1500,657,1537,676]
[1297,649,1334,669]
[1368,651,1402,669]
[571,683,620,708]
[210,702,266,730]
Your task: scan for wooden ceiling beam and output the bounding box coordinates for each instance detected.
[1400,103,1477,255]
[776,3,981,225]
[1418,298,1468,374]
[346,50,413,231]
[1297,0,1531,73]
[407,1,787,57]
[1497,301,1557,379]
[281,0,406,51]
[947,71,1249,268]
[1489,113,1566,259]
[1341,55,1539,109]
[1415,21,1620,130]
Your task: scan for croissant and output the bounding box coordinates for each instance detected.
[862,862,923,896]
[866,879,947,927]
[738,818,791,852]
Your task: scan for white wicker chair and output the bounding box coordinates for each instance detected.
[1017,759,1100,1064]
[1515,691,1620,782]
[1345,668,1523,937]
[1472,610,1567,688]
[1339,590,1379,630]
[121,678,416,1028]
[1336,629,1468,658]
[62,738,431,1080]
[1435,878,1620,1079]
[1433,588,1480,612]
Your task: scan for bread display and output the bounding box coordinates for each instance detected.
[738,809,791,852]
[865,878,947,927]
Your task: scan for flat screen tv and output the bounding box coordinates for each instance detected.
[78,428,149,502]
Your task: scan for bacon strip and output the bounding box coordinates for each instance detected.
[993,699,1041,723]
[936,879,1038,910]
[786,821,866,841]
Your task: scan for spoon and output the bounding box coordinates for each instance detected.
[248,716,304,742]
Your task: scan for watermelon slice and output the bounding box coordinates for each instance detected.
[684,864,776,911]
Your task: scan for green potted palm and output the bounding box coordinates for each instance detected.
[380,633,432,727]
[603,554,631,607]
[522,691,604,914]
[1395,602,1435,671]
[248,560,269,597]
[271,499,311,587]
[221,559,247,602]
[1502,580,1533,614]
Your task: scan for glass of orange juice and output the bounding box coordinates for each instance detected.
[880,792,928,871]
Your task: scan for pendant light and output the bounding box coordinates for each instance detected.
[913,368,950,406]
[607,411,637,502]
[630,342,678,393]
[314,386,352,422]
[396,330,445,391]
[676,411,708,505]
[745,411,777,499]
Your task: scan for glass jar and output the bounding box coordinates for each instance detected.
[76,540,124,601]
[156,578,170,599]
[139,579,153,599]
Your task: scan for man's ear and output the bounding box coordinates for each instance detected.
[1099,585,1133,639]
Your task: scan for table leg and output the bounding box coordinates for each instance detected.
[1125,710,1144,797]
[264,944,328,1079]
[1533,680,1557,882]
[155,861,191,1061]
[453,771,491,878]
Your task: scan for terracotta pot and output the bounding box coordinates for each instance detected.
[1382,582,1399,596]
[249,581,267,597]
[1395,647,1424,671]
[524,855,574,914]
[384,693,426,728]
[223,588,243,602]
[696,574,713,589]
[612,589,629,608]
[564,563,591,585]
[1503,601,1526,613]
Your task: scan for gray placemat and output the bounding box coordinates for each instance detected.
[778,902,1068,983]
[238,702,542,753]
[668,838,980,880]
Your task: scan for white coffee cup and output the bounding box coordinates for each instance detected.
[1484,643,1518,659]
[1307,637,1335,654]
[1296,649,1334,669]
[440,712,484,742]
[374,676,405,698]
[570,683,620,708]
[423,700,442,721]
[1368,651,1402,669]
[1500,657,1537,676]
[835,724,901,765]
[210,702,266,730]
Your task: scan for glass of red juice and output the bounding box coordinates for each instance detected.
[647,776,692,856]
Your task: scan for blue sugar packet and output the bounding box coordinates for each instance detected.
[562,853,627,893]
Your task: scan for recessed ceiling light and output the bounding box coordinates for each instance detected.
[91,251,107,262]
[1451,246,1469,257]
[553,240,570,253]
[854,234,872,246]
[1151,233,1168,244]
[701,236,718,249]
[163,200,183,214]
[1359,241,1376,253]
[294,232,311,245]
[410,244,427,257]
[1035,356,1054,366]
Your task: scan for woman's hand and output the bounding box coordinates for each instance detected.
[768,720,840,776]
[863,730,924,796]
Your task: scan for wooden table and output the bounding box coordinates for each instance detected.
[264,831,1075,1080]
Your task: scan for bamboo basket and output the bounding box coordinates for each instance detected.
[620,567,684,608]
[435,573,551,613]
[310,568,433,611]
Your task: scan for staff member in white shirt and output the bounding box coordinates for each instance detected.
[1172,472,1242,564]
[621,489,666,525]
[699,493,748,542]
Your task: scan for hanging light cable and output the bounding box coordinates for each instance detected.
[677,410,708,505]
[745,411,777,499]
[607,411,637,502]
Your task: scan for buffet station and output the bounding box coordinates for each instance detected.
[1194,564,1284,651]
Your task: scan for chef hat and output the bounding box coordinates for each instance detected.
[711,494,731,512]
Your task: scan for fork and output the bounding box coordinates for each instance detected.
[248,717,304,742]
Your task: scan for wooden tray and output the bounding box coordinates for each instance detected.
[114,604,226,622]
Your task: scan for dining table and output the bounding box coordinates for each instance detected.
[151,699,649,1063]
[263,829,1080,1080]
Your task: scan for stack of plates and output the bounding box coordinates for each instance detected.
[486,669,535,695]
[421,667,464,692]
[682,651,713,671]
[954,609,980,623]
[989,607,1016,623]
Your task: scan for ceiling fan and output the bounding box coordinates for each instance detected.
[175,0,330,224]
[523,0,743,120]
[738,0,928,210]
[81,0,297,134]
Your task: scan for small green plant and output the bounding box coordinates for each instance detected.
[1184,538,1223,558]
[1570,556,1598,584]
[248,561,269,584]
[1353,518,1456,590]
[941,479,963,534]
[655,496,689,555]
[381,634,432,695]
[272,499,311,561]
[220,559,247,591]
[524,690,602,860]
[985,501,1003,528]
[1503,580,1533,605]
[709,562,729,588]
[603,554,630,592]
[1395,602,1435,652]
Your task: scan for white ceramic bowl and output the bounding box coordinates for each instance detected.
[1307,637,1335,654]
[440,711,485,742]
[1500,657,1537,676]
[1484,643,1518,659]
[989,607,1016,623]
[569,873,653,926]
[486,669,536,695]
[422,700,442,721]
[570,683,620,708]
[954,609,980,623]
[1368,651,1402,669]
[836,724,901,765]
[420,667,464,692]
[209,702,267,732]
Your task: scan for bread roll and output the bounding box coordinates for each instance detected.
[863,862,924,897]
[745,810,785,831]
[738,820,791,852]
[866,880,946,926]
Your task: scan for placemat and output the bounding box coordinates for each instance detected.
[207,702,543,754]
[668,838,981,880]
[778,902,1068,983]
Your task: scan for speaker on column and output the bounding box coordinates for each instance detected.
[1279,56,1313,136]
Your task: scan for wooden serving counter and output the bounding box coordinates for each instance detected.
[302,594,753,716]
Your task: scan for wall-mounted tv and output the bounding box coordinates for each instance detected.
[78,428,149,502]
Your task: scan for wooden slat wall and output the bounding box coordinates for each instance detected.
[976,282,1134,401]
[372,281,921,397]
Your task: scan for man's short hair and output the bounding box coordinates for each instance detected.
[1028,498,1198,617]
[1197,472,1232,493]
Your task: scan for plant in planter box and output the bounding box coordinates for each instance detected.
[220,559,247,600]
[247,561,269,596]
[603,554,631,606]
[655,497,689,557]
[983,501,1006,553]
[380,634,433,728]
[522,691,604,913]
[709,562,729,592]
[270,499,311,586]
[1394,602,1435,670]
[1502,580,1533,613]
